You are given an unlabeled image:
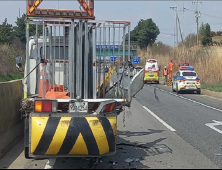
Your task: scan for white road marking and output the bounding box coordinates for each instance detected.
[44,159,56,169]
[143,106,176,132]
[150,85,222,113]
[206,120,222,135]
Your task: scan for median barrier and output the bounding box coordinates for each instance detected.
[0,80,23,159]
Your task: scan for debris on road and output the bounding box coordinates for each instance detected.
[125,158,140,163]
[108,161,118,166]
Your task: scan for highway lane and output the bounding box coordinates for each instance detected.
[153,84,222,111]
[0,96,219,169]
[136,84,222,168]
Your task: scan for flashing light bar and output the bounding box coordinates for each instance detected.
[179,66,194,71]
[147,59,157,63]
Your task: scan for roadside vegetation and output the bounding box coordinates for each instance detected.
[0,14,32,82]
[138,45,222,84]
[0,72,24,82]
[0,41,25,82]
[138,22,222,92]
[201,83,222,92]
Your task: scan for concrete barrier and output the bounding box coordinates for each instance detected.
[0,80,23,159]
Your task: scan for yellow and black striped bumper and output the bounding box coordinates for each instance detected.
[29,114,117,157]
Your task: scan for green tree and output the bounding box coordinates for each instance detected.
[201,23,212,46]
[0,19,14,45]
[126,19,160,48]
[14,14,43,43]
[199,23,206,38]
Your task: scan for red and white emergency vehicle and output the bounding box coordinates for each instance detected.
[144,59,160,84]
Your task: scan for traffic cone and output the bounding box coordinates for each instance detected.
[39,64,49,98]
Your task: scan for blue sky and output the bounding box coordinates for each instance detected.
[1,1,222,46]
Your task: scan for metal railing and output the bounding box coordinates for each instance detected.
[25,18,131,100]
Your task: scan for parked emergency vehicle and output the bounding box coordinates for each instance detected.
[144,59,159,84]
[172,66,201,94]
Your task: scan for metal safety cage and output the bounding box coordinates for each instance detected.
[25,18,132,102]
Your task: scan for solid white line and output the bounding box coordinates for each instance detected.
[143,106,176,132]
[44,159,56,169]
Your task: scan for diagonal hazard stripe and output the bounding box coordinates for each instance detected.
[45,117,72,155]
[58,117,99,155]
[33,117,60,155]
[69,133,88,155]
[31,117,49,154]
[86,117,109,155]
[99,117,116,152]
[107,117,117,137]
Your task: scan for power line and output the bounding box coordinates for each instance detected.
[201,13,222,20]
[161,33,176,37]
[161,32,192,37]
[185,7,222,20]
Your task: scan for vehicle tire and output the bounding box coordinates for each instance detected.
[157,81,159,84]
[197,90,201,95]
[176,84,180,94]
[172,85,176,92]
[25,147,31,159]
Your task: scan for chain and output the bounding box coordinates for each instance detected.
[123,105,126,128]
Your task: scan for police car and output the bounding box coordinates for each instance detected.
[172,66,201,94]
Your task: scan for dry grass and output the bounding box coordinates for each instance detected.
[212,36,222,43]
[138,44,222,84]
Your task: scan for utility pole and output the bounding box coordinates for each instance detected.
[193,0,202,46]
[170,6,178,46]
[174,27,176,47]
[58,1,60,10]
[182,3,186,39]
[177,14,184,43]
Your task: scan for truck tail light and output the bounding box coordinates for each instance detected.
[35,101,42,112]
[96,101,117,114]
[35,100,57,113]
[103,103,116,113]
[42,101,52,112]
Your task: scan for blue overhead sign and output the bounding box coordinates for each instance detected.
[96,45,119,49]
[131,56,140,64]
[110,56,117,62]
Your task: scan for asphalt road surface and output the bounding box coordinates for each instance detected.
[0,84,222,169]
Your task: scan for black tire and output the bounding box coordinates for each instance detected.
[172,85,176,92]
[25,147,31,159]
[197,90,201,95]
[157,81,160,84]
[176,84,180,94]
